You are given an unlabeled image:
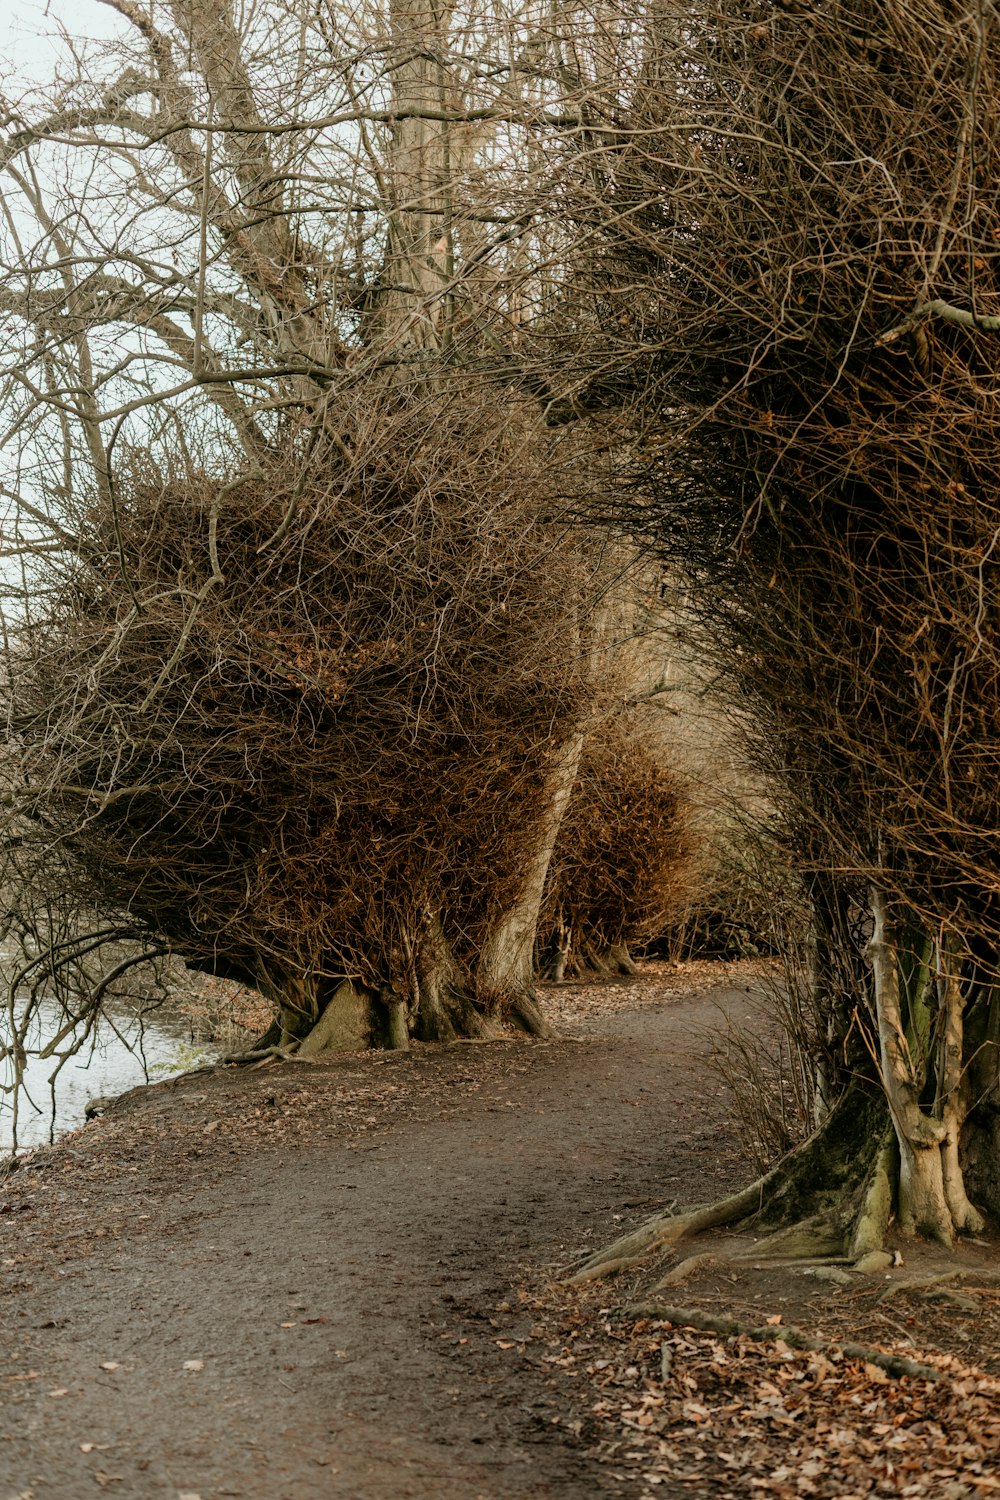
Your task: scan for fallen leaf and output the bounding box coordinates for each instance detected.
[765,1315,783,1326]
[99,1362,120,1373]
[495,1340,517,1349]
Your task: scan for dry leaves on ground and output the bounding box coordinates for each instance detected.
[546,1304,1000,1498]
[540,959,779,1032]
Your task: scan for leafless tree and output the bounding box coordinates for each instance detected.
[7,382,603,1050]
[0,0,637,1102]
[539,709,695,979]
[569,0,1000,1266]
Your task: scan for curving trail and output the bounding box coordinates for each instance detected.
[0,969,762,1500]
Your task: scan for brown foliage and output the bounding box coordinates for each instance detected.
[561,0,1000,1232]
[6,382,593,1026]
[540,723,694,968]
[582,0,1000,930]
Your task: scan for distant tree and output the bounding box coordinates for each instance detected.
[538,718,694,980]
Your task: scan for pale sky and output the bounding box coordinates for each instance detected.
[0,0,126,87]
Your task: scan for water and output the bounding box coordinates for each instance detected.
[0,1003,215,1151]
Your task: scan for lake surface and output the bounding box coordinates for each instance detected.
[0,1003,215,1151]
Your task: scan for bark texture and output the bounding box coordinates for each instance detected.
[478,734,583,1032]
[869,890,984,1244]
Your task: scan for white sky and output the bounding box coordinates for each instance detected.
[0,0,125,87]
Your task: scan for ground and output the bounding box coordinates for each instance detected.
[1,962,999,1500]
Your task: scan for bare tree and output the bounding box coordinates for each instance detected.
[567,0,1000,1267]
[0,0,627,1092]
[7,381,601,1050]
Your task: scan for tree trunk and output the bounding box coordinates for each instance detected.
[413,912,496,1042]
[934,933,985,1234]
[576,893,997,1287]
[379,0,455,357]
[960,980,1000,1218]
[477,734,583,1033]
[602,941,639,976]
[253,962,418,1055]
[253,967,326,1048]
[296,980,372,1055]
[868,888,982,1243]
[543,912,572,981]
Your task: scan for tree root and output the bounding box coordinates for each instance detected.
[876,1269,1000,1303]
[654,1253,717,1289]
[568,1176,773,1282]
[732,1212,845,1263]
[619,1303,943,1383]
[571,1253,652,1284]
[216,1044,302,1065]
[568,1086,889,1284]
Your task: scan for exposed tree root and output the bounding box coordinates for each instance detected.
[571,1253,653,1284]
[618,1303,944,1383]
[568,1177,776,1282]
[876,1268,1000,1303]
[217,1045,302,1065]
[569,1086,887,1283]
[654,1253,717,1289]
[732,1212,846,1263]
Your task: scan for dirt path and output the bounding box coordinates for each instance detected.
[0,964,763,1500]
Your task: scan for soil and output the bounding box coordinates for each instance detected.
[1,960,998,1500]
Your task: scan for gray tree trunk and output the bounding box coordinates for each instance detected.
[477,733,583,1032]
[868,887,982,1243]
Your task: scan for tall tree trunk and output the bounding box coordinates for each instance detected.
[380,0,455,357]
[477,734,583,1033]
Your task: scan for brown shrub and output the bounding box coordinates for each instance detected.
[6,381,595,1033]
[539,723,695,974]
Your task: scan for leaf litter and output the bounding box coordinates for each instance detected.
[524,1286,1000,1498]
